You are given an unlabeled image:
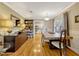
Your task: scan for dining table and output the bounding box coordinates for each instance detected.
[41,32,61,47]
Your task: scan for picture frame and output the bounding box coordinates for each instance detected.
[75,15,79,23]
[10,14,20,26]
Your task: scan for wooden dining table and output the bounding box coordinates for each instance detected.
[41,32,61,46]
[42,32,72,48]
[43,32,61,39]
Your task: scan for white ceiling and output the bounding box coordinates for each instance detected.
[3,2,73,20]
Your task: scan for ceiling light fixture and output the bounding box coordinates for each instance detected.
[44,12,50,21]
[44,17,50,21]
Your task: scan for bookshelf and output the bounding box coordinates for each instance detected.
[24,20,33,30]
[24,20,33,37]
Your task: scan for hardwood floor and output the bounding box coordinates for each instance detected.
[3,33,78,56]
[11,33,60,56]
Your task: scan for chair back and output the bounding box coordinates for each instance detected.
[59,29,67,56]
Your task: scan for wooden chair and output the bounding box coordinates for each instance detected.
[51,29,71,56]
[59,29,67,56]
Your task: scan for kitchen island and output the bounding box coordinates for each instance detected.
[4,32,28,52]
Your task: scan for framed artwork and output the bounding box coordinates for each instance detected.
[10,14,20,26]
[75,15,79,23]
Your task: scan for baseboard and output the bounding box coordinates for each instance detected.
[67,46,79,56]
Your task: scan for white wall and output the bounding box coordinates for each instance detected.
[53,3,79,54]
[68,3,79,53]
[34,20,44,33]
[34,19,54,34]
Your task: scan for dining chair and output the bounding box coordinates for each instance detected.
[51,29,70,56]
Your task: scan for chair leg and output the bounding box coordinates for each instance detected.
[41,37,45,47]
[49,40,53,49]
[60,49,62,56]
[63,46,67,56]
